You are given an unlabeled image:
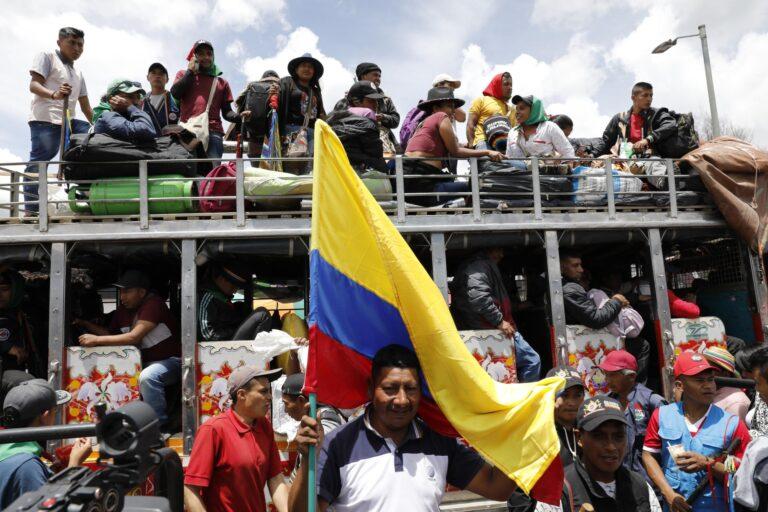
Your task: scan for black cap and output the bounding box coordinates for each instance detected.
[355,62,381,79]
[114,269,151,290]
[2,379,71,428]
[512,94,534,107]
[261,70,279,80]
[148,62,168,76]
[281,373,305,396]
[417,87,466,112]
[576,396,629,432]
[546,366,585,392]
[348,81,385,101]
[193,39,214,53]
[216,264,250,287]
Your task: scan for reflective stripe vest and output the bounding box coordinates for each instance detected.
[658,402,737,512]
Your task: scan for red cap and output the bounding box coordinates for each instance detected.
[598,350,638,372]
[674,350,714,378]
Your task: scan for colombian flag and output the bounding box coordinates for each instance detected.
[306,120,565,503]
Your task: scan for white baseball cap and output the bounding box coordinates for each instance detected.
[431,73,461,89]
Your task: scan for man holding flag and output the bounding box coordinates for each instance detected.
[289,344,520,511]
[287,120,566,510]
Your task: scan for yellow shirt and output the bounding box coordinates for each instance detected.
[469,96,516,144]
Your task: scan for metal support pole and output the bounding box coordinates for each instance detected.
[139,160,149,230]
[235,158,245,227]
[469,158,481,222]
[48,242,67,422]
[744,246,768,342]
[395,156,405,223]
[699,25,720,138]
[648,228,675,400]
[666,159,678,218]
[180,239,198,455]
[37,162,48,232]
[544,231,567,365]
[605,157,615,219]
[531,157,543,220]
[9,168,19,218]
[430,233,449,302]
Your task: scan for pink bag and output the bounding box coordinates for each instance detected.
[588,288,645,339]
[199,162,237,212]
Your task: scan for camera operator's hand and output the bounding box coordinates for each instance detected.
[68,438,92,467]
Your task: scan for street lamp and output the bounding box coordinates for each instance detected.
[652,24,720,138]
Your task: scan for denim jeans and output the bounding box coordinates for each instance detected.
[207,131,224,165]
[139,356,181,426]
[24,120,90,212]
[434,181,470,204]
[514,331,542,383]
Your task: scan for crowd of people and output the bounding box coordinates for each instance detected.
[4,24,764,512]
[19,27,700,212]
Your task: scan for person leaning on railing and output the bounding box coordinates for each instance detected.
[504,95,575,170]
[92,79,157,143]
[403,87,502,207]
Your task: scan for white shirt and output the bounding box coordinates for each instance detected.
[505,120,575,159]
[29,51,87,124]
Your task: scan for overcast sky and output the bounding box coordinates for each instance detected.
[1,0,767,165]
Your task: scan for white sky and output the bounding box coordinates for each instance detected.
[1,0,767,164]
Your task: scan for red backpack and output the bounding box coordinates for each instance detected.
[199,162,237,212]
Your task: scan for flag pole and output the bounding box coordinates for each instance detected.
[307,392,318,512]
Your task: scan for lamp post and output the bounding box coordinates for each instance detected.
[652,24,720,138]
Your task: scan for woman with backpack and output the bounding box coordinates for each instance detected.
[278,53,326,173]
[403,87,502,206]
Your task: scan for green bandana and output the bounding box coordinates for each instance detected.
[523,96,548,126]
[91,100,112,124]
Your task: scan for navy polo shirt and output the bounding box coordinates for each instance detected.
[318,411,485,511]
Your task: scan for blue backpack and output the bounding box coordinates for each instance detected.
[399,104,427,149]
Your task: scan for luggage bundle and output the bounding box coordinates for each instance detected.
[479,162,572,206]
[571,165,643,206]
[62,133,200,215]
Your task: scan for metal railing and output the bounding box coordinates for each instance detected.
[0,154,715,232]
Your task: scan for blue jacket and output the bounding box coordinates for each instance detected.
[658,403,738,512]
[0,452,51,508]
[94,105,157,143]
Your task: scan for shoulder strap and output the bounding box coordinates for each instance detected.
[563,477,575,512]
[300,87,314,130]
[204,77,219,115]
[618,111,629,141]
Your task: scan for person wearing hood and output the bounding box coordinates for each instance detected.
[334,62,400,155]
[92,79,157,143]
[327,81,388,172]
[505,95,575,168]
[0,268,33,373]
[0,380,92,509]
[466,72,515,149]
[171,40,239,160]
[404,87,502,206]
[278,53,326,171]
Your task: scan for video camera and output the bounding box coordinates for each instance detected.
[1,401,182,512]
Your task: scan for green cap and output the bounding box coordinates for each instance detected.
[106,78,146,98]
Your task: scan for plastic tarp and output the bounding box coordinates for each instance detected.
[682,137,768,254]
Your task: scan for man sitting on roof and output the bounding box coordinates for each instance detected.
[590,82,677,158]
[92,79,157,143]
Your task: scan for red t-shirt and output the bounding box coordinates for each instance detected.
[643,406,751,462]
[109,294,180,364]
[667,290,701,319]
[185,409,283,512]
[629,113,644,143]
[173,71,234,134]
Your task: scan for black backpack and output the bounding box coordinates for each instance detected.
[242,81,272,136]
[654,109,700,158]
